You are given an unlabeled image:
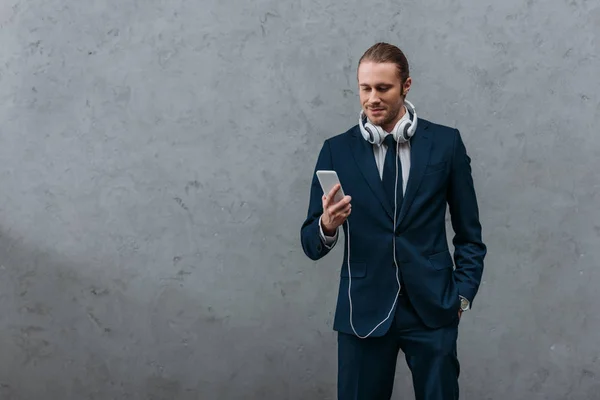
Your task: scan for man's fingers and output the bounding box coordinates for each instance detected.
[327,184,340,199]
[329,195,351,213]
[327,204,352,223]
[328,204,350,217]
[322,185,340,208]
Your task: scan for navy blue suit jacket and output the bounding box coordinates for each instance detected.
[300,118,487,336]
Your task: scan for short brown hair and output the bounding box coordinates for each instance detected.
[358,42,410,83]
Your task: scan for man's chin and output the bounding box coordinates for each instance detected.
[368,115,387,126]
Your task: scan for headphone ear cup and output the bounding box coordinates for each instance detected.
[364,124,375,142]
[359,111,385,145]
[405,100,418,138]
[365,122,384,145]
[392,120,409,143]
[402,122,412,141]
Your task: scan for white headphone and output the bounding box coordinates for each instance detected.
[358,99,418,145]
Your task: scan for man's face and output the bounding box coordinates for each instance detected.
[357,61,411,132]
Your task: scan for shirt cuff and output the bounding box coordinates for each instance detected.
[319,216,338,249]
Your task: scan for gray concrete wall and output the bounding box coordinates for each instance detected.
[1,0,599,398]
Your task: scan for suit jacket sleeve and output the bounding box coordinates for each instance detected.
[447,129,487,306]
[301,140,336,260]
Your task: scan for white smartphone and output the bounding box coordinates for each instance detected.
[316,170,345,203]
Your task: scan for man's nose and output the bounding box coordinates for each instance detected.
[369,91,380,104]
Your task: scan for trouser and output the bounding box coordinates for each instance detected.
[337,294,460,400]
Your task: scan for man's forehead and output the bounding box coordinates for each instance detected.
[357,62,399,85]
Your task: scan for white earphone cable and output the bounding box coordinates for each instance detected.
[346,139,403,339]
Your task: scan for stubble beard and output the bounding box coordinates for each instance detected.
[370,102,403,131]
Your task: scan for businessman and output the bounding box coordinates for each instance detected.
[300,42,487,399]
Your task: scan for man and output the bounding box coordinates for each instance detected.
[300,42,487,400]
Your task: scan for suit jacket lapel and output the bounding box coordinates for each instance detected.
[350,128,394,220]
[397,120,431,227]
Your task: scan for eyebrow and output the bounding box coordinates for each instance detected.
[359,83,393,87]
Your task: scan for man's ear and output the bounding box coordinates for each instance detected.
[402,77,412,96]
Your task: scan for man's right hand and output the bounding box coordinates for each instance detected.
[321,184,352,236]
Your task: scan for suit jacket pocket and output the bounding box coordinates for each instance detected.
[427,250,454,270]
[341,262,367,278]
[424,161,447,175]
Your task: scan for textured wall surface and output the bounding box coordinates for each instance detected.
[1,0,599,398]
